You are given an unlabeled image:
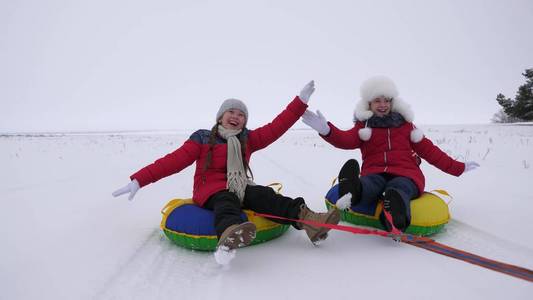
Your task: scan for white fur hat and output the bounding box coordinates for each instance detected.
[361,75,399,103]
[354,76,423,143]
[216,98,248,122]
[353,75,414,122]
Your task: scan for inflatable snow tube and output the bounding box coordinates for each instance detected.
[325,183,450,236]
[161,199,290,251]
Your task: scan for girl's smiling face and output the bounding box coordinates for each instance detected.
[369,96,392,117]
[219,109,246,130]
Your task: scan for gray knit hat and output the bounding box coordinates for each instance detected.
[216,98,248,122]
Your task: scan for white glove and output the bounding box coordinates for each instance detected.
[299,80,315,104]
[302,109,330,135]
[336,193,352,210]
[463,161,480,173]
[112,179,140,201]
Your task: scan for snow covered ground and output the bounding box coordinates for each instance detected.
[1,124,532,299]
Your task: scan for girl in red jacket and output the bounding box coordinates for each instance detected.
[302,76,479,232]
[113,81,340,254]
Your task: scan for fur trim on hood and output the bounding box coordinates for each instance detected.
[353,76,414,122]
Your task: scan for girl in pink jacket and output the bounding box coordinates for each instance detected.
[113,81,340,254]
[302,76,479,232]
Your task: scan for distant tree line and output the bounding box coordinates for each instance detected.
[492,69,533,123]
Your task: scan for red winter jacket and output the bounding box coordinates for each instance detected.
[323,121,465,193]
[130,97,307,206]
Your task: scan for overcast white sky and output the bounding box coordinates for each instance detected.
[1,0,532,133]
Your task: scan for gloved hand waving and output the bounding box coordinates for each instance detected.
[299,80,315,104]
[112,179,140,201]
[463,161,480,173]
[302,109,330,136]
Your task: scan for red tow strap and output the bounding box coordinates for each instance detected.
[252,211,533,282]
[253,211,399,239]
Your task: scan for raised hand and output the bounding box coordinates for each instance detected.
[302,109,330,135]
[299,80,315,104]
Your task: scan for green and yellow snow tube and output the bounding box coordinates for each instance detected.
[325,183,450,236]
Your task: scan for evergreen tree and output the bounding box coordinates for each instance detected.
[513,69,533,120]
[495,69,533,121]
[491,108,523,123]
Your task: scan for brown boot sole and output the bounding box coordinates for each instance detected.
[217,222,257,250]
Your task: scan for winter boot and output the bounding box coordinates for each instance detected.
[338,159,362,206]
[379,189,409,232]
[217,221,257,250]
[298,205,341,245]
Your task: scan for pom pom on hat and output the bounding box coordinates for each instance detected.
[357,126,422,142]
[410,128,424,143]
[216,98,248,122]
[358,127,372,141]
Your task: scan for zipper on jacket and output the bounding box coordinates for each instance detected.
[384,128,391,172]
[387,128,392,150]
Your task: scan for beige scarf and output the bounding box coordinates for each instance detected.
[217,125,254,202]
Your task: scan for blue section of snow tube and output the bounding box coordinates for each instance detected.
[165,204,248,236]
[325,184,378,216]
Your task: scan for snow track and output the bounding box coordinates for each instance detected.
[437,219,533,270]
[95,229,225,300]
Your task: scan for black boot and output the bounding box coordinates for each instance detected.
[379,189,409,232]
[338,159,362,205]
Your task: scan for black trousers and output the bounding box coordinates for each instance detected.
[203,185,305,238]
